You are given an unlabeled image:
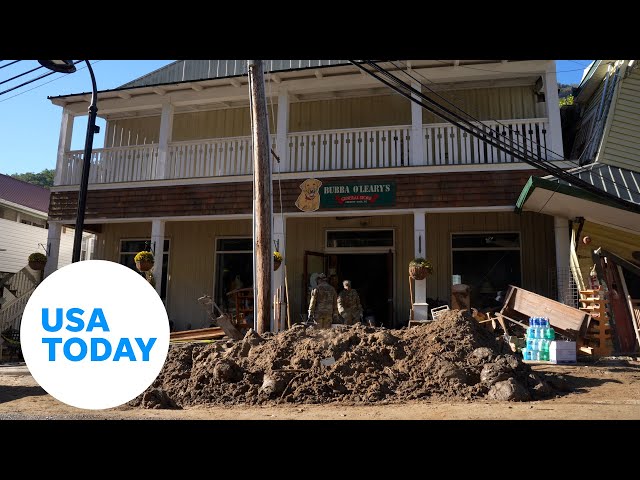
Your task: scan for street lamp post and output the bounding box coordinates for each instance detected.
[38,60,99,262]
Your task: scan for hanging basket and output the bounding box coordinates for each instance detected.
[28,260,47,271]
[409,265,430,280]
[409,258,433,281]
[136,260,154,272]
[274,260,282,271]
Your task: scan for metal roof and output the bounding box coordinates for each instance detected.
[119,60,351,88]
[543,162,640,205]
[0,173,50,213]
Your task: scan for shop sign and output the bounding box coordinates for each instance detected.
[320,181,396,208]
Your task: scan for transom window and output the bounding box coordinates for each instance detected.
[326,229,394,249]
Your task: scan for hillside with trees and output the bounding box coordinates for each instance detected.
[10,169,54,188]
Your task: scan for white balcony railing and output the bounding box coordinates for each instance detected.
[59,118,550,185]
[422,118,550,165]
[61,145,158,185]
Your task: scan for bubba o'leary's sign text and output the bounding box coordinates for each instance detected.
[320,181,396,208]
[41,308,156,362]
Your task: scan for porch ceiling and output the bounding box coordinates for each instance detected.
[49,60,550,118]
[516,176,640,234]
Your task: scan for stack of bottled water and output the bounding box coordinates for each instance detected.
[521,317,555,361]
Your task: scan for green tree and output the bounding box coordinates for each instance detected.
[10,169,55,188]
[559,95,574,107]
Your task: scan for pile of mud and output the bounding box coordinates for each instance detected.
[131,309,557,409]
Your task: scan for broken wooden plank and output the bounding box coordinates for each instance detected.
[170,327,226,341]
[501,285,590,339]
[170,326,224,339]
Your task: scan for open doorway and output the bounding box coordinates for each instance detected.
[333,253,393,328]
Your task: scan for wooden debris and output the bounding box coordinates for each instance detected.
[170,327,226,342]
[198,295,243,341]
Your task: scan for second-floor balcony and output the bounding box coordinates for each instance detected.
[57,118,552,186]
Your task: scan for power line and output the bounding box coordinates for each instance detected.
[0,60,20,70]
[378,60,634,200]
[365,61,562,169]
[0,63,45,87]
[0,60,83,97]
[0,61,100,104]
[350,60,640,214]
[391,60,569,164]
[568,60,591,67]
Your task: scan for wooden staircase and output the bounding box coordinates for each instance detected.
[0,265,40,332]
[578,288,614,356]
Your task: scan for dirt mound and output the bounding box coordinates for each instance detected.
[131,309,556,408]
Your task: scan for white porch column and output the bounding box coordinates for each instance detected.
[271,214,285,331]
[411,80,425,166]
[43,222,62,279]
[413,211,429,320]
[54,109,74,186]
[554,216,571,303]
[151,219,165,297]
[544,61,565,161]
[156,102,174,180]
[413,211,427,302]
[276,89,289,172]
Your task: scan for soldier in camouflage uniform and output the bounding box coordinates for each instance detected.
[307,273,338,329]
[337,279,363,326]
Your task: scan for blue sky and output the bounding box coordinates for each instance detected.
[0,60,593,176]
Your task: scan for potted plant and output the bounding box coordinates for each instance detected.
[273,251,283,271]
[134,250,154,272]
[409,257,433,280]
[28,252,47,271]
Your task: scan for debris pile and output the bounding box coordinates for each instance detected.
[131,309,557,409]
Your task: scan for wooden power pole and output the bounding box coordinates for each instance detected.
[248,60,272,335]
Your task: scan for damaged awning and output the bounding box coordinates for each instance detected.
[515,164,640,234]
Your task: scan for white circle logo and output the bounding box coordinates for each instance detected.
[20,260,170,410]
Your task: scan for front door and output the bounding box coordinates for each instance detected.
[333,252,393,328]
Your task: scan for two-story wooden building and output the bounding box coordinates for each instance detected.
[44,60,569,331]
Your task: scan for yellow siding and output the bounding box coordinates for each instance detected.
[93,220,253,331]
[575,221,640,285]
[422,86,538,124]
[289,95,411,132]
[105,117,161,147]
[600,67,640,172]
[172,107,277,142]
[426,211,555,301]
[102,86,535,147]
[104,107,278,147]
[92,212,556,331]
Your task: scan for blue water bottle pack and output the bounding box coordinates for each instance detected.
[522,316,554,361]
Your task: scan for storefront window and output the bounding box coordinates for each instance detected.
[215,238,253,314]
[451,233,521,312]
[119,239,170,301]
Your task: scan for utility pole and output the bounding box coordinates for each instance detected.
[248,60,272,334]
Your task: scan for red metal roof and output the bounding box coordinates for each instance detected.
[0,173,50,214]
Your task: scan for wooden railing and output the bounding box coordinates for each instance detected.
[167,136,274,179]
[62,145,159,184]
[286,125,411,172]
[421,118,550,165]
[58,118,550,185]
